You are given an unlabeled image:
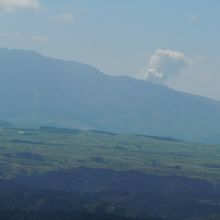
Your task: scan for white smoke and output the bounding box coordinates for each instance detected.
[0,0,40,13]
[145,49,189,83]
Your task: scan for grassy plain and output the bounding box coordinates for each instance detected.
[0,127,219,180]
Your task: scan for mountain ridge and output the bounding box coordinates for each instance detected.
[1,47,220,143]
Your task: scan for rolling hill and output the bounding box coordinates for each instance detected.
[0,126,219,220]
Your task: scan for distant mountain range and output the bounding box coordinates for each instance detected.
[0,47,220,143]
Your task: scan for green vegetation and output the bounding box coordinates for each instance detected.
[0,126,219,180]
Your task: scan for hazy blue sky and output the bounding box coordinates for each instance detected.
[0,0,220,100]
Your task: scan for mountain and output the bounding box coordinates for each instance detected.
[0,120,13,127]
[0,47,220,143]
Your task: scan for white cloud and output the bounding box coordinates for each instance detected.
[187,14,199,23]
[0,0,40,13]
[145,49,190,83]
[49,12,74,23]
[32,35,48,42]
[0,32,22,38]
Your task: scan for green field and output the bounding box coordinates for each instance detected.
[0,126,220,180]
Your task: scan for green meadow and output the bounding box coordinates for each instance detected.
[0,127,219,180]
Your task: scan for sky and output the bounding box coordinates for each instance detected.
[0,0,220,100]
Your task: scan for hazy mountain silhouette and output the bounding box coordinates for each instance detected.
[1,48,220,143]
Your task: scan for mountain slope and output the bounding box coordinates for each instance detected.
[0,48,220,142]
